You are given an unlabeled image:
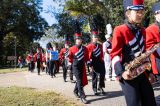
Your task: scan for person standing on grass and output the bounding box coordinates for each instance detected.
[17,56,23,68]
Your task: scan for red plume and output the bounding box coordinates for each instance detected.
[133,0,144,5]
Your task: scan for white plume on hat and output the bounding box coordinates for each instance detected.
[106,24,112,35]
[105,24,112,39]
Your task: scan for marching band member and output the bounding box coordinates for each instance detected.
[68,20,90,104]
[103,24,116,81]
[59,34,73,82]
[110,0,156,105]
[26,50,34,72]
[146,1,160,83]
[87,17,106,95]
[34,45,42,75]
[41,48,46,72]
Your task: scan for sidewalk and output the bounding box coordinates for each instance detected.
[0,69,159,106]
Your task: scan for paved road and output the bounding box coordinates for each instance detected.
[0,69,159,106]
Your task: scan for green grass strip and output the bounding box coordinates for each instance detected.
[0,86,82,106]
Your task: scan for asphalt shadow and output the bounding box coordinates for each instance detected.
[87,90,123,104]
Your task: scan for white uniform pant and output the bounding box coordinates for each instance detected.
[104,53,116,79]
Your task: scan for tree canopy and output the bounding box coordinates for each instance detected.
[0,0,48,66]
[48,0,159,44]
[1,0,159,67]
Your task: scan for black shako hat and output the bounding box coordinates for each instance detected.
[152,2,160,14]
[123,0,144,11]
[90,16,99,38]
[73,20,82,39]
[64,34,70,44]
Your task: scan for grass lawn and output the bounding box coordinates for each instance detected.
[0,67,27,74]
[0,86,83,106]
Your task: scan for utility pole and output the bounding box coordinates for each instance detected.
[14,36,17,68]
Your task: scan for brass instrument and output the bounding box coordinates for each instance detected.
[124,43,160,79]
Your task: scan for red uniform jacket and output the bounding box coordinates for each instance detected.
[86,43,104,62]
[42,53,46,62]
[59,48,69,60]
[34,53,42,62]
[146,23,160,74]
[68,45,89,86]
[110,24,146,77]
[26,54,34,63]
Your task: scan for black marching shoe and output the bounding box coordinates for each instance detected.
[99,88,105,95]
[81,97,88,104]
[70,80,76,83]
[93,89,99,95]
[74,92,80,98]
[64,79,67,82]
